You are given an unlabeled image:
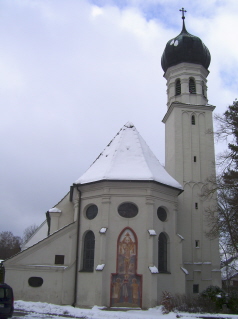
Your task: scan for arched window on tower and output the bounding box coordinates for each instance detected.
[191,115,196,125]
[158,232,168,273]
[202,81,206,97]
[175,78,181,96]
[83,231,95,271]
[189,78,196,94]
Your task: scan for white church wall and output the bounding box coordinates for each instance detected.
[164,106,185,184]
[5,267,74,304]
[50,193,75,234]
[4,223,77,305]
[199,112,216,180]
[74,181,183,308]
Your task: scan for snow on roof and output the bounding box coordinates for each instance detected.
[96,264,105,271]
[177,234,184,240]
[148,230,157,236]
[75,122,182,190]
[149,266,159,274]
[48,207,61,213]
[28,265,67,269]
[99,227,107,234]
[181,267,189,275]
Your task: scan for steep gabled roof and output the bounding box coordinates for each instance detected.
[3,222,76,263]
[75,122,182,190]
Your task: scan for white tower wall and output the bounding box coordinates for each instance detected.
[165,62,209,107]
[163,63,221,295]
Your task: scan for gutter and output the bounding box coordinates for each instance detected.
[72,184,81,307]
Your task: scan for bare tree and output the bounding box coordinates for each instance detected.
[203,100,238,283]
[22,224,38,244]
[0,231,22,260]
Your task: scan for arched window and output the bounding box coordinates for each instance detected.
[202,81,206,97]
[175,79,181,96]
[189,78,196,94]
[83,231,95,271]
[158,233,167,273]
[191,115,196,125]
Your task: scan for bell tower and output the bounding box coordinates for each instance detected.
[162,9,221,294]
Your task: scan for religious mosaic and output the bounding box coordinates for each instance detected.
[110,228,142,308]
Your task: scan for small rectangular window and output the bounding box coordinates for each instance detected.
[0,288,4,298]
[193,284,199,293]
[195,240,200,248]
[194,156,197,162]
[195,203,198,209]
[55,255,64,265]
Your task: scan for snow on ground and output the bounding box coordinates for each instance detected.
[14,300,237,319]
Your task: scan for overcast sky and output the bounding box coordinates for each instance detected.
[1,0,238,237]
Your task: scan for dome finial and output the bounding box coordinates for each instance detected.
[179,7,187,20]
[179,7,187,31]
[161,7,211,73]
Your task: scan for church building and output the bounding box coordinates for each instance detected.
[3,10,221,309]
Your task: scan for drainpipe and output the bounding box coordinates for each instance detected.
[72,184,81,307]
[46,211,51,236]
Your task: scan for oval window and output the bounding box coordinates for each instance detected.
[118,203,138,218]
[86,205,98,220]
[28,277,43,287]
[157,207,167,222]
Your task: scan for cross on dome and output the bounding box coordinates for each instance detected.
[179,7,187,20]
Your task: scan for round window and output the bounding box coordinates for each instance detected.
[86,205,98,220]
[28,277,43,287]
[118,203,138,218]
[157,207,167,222]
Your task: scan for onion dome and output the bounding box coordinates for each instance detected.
[161,13,211,73]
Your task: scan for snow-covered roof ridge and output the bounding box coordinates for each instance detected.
[48,207,61,213]
[75,123,182,190]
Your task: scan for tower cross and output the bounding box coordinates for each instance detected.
[180,7,187,20]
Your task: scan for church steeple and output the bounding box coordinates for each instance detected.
[161,8,210,73]
[162,10,221,295]
[161,8,210,107]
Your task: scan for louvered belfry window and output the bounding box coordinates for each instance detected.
[189,78,196,94]
[158,233,167,272]
[83,231,95,271]
[175,79,181,95]
[202,81,206,97]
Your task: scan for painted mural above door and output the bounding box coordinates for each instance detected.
[110,228,142,308]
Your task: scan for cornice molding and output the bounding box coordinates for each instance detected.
[162,102,216,123]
